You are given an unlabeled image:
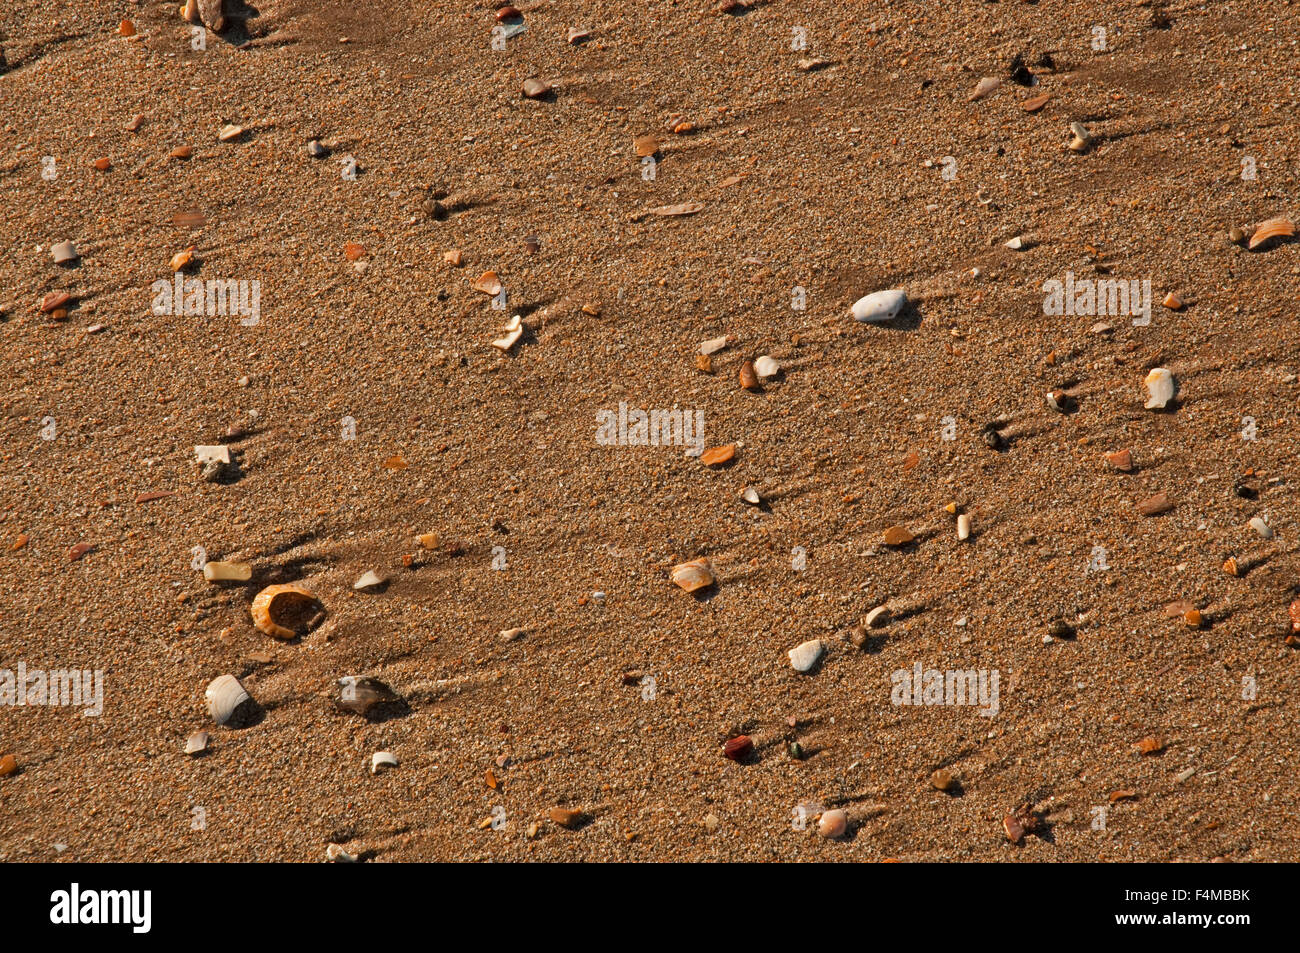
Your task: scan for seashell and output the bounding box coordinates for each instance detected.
[499,626,525,642]
[417,532,440,550]
[1104,448,1133,472]
[1021,92,1051,112]
[699,444,736,466]
[1068,122,1092,152]
[370,751,398,775]
[818,808,847,838]
[205,674,256,727]
[203,561,251,582]
[567,27,591,44]
[722,735,753,761]
[787,639,824,673]
[1137,491,1173,516]
[118,18,136,36]
[753,355,779,378]
[181,0,200,24]
[40,291,72,314]
[443,248,462,266]
[695,353,712,373]
[169,145,192,160]
[0,754,17,777]
[1143,367,1175,409]
[170,246,195,271]
[1183,609,1203,629]
[968,76,1000,101]
[521,78,551,99]
[343,241,366,261]
[1004,235,1031,251]
[473,270,503,295]
[740,486,761,505]
[184,730,210,755]
[197,0,225,31]
[738,360,759,390]
[931,769,957,792]
[250,583,319,640]
[335,675,401,716]
[1248,516,1273,539]
[326,844,357,862]
[1289,599,1300,632]
[382,454,408,469]
[671,557,714,592]
[957,513,971,541]
[851,288,907,323]
[353,570,386,590]
[648,202,704,216]
[699,335,730,355]
[306,139,327,158]
[92,157,111,171]
[1222,557,1238,577]
[633,135,659,157]
[549,806,585,829]
[67,542,93,561]
[194,444,230,465]
[1247,217,1296,250]
[495,5,522,22]
[51,240,79,265]
[1045,389,1069,412]
[1162,291,1184,310]
[492,315,524,351]
[217,124,243,142]
[864,605,890,628]
[1003,815,1025,843]
[882,525,914,546]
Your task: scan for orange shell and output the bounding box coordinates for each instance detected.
[1248,217,1296,250]
[251,583,317,640]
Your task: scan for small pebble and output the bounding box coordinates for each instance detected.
[787,639,824,673]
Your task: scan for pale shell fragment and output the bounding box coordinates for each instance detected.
[250,583,318,640]
[217,124,243,142]
[472,271,503,295]
[326,844,357,863]
[1004,235,1030,251]
[335,676,401,716]
[499,626,526,642]
[699,335,730,355]
[51,240,79,264]
[492,324,524,352]
[753,355,780,378]
[194,444,231,465]
[205,675,254,727]
[353,570,386,590]
[740,486,761,505]
[1248,217,1296,250]
[184,730,210,755]
[851,289,907,323]
[957,513,972,541]
[1143,367,1176,409]
[968,76,1000,101]
[864,605,890,628]
[1068,122,1092,152]
[788,639,824,673]
[203,560,251,582]
[818,808,847,838]
[1249,517,1273,539]
[671,557,714,592]
[370,751,398,775]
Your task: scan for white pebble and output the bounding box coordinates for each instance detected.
[851,289,907,323]
[787,639,824,673]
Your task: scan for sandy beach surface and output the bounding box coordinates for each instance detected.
[1,0,1298,861]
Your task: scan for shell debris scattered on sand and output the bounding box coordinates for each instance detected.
[205,675,255,727]
[1143,368,1176,409]
[250,583,319,640]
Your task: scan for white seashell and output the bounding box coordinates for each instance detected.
[957,513,971,541]
[818,808,848,838]
[203,560,251,582]
[851,289,907,323]
[326,844,357,863]
[864,605,890,628]
[753,355,780,378]
[1248,517,1273,539]
[205,674,255,727]
[1143,367,1176,409]
[492,326,524,351]
[353,570,386,590]
[1004,235,1031,251]
[671,557,714,592]
[370,751,398,775]
[740,486,761,505]
[1068,122,1092,152]
[217,124,243,142]
[788,639,824,673]
[194,445,231,465]
[500,626,526,642]
[335,676,401,715]
[699,335,730,355]
[184,730,210,755]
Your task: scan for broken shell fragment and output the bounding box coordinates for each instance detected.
[203,560,251,582]
[1068,122,1092,152]
[956,513,972,541]
[864,605,890,628]
[738,360,759,390]
[633,135,659,157]
[353,570,387,590]
[648,202,703,217]
[740,486,761,505]
[1104,449,1134,472]
[818,809,847,838]
[549,807,585,829]
[370,751,398,775]
[700,444,736,466]
[788,639,824,673]
[184,730,210,755]
[968,76,1001,101]
[250,583,319,640]
[699,335,730,355]
[1004,235,1031,251]
[671,557,714,592]
[521,78,551,99]
[205,675,256,727]
[851,289,907,323]
[417,532,440,550]
[194,445,230,466]
[472,270,503,295]
[753,355,780,379]
[1162,291,1184,310]
[1248,517,1273,539]
[1248,217,1295,250]
[326,844,357,863]
[170,246,195,271]
[931,769,957,792]
[51,241,79,265]
[335,676,401,716]
[883,525,915,546]
[1144,367,1176,409]
[723,735,753,761]
[492,314,524,352]
[1137,491,1174,516]
[217,124,243,142]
